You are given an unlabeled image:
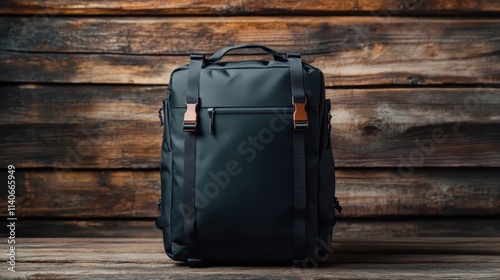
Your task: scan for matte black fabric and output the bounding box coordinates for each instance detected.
[293,131,306,261]
[183,133,199,259]
[185,54,204,104]
[208,43,285,63]
[155,213,169,229]
[158,44,336,267]
[287,53,307,104]
[183,54,204,260]
[287,52,308,261]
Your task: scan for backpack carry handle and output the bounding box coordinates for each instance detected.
[207,44,286,63]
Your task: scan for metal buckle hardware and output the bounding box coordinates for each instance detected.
[183,98,198,132]
[292,97,308,130]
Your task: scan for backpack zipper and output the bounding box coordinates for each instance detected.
[207,107,294,135]
[207,108,215,135]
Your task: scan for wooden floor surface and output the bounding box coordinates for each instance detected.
[2,237,499,279]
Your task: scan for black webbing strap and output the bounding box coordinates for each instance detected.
[183,53,204,263]
[292,131,306,263]
[288,53,307,264]
[184,133,199,261]
[186,54,204,104]
[288,53,306,104]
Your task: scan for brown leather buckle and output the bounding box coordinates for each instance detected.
[183,98,198,132]
[293,97,308,130]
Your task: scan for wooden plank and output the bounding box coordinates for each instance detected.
[0,85,164,168]
[1,17,499,86]
[0,52,177,85]
[1,85,499,168]
[1,51,497,87]
[1,168,498,218]
[15,220,164,238]
[14,237,500,260]
[336,168,500,217]
[0,170,161,218]
[1,0,499,15]
[15,218,500,238]
[0,84,165,125]
[0,121,163,168]
[331,88,500,167]
[334,218,500,238]
[8,238,500,279]
[16,220,164,238]
[3,17,500,55]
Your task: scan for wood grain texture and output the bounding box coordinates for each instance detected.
[336,168,500,217]
[3,17,500,55]
[1,168,497,218]
[0,121,162,168]
[0,85,164,168]
[1,0,499,15]
[0,170,161,218]
[14,218,500,238]
[5,238,499,279]
[331,88,500,167]
[0,0,496,246]
[1,85,499,168]
[0,84,164,125]
[1,17,499,86]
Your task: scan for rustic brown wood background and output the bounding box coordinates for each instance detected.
[0,0,499,238]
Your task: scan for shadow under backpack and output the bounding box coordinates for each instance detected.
[156,44,341,267]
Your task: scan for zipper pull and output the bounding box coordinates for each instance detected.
[158,108,164,127]
[208,108,215,135]
[334,197,342,214]
[326,99,332,133]
[327,110,332,133]
[157,198,162,211]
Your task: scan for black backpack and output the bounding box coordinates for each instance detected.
[156,44,341,267]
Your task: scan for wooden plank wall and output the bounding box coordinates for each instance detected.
[0,0,499,238]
